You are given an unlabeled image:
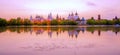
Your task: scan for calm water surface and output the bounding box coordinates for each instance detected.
[0,26,120,55]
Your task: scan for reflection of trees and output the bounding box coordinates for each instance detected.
[0,27,7,33]
[113,27,120,35]
[87,27,120,35]
[7,27,32,33]
[0,26,120,37]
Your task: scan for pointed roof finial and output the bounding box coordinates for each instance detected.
[56,14,59,19]
[71,12,74,16]
[75,12,78,15]
[69,13,70,16]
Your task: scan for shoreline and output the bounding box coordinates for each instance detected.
[4,25,120,28]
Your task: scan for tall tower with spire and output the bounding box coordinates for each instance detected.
[30,16,33,21]
[68,14,71,20]
[56,14,59,20]
[71,12,74,20]
[48,13,53,21]
[74,12,79,20]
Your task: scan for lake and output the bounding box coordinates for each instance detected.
[0,26,120,55]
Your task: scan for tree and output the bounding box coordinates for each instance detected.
[87,19,96,25]
[16,17,23,25]
[0,18,7,26]
[96,19,107,25]
[59,20,77,25]
[106,20,114,25]
[50,19,58,25]
[8,19,17,25]
[23,19,32,25]
[41,20,47,25]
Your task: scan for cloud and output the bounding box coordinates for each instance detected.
[86,1,97,6]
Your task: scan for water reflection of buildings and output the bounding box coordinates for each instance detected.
[48,30,52,38]
[98,30,101,36]
[68,27,85,38]
[0,27,120,38]
[30,27,86,38]
[36,29,44,35]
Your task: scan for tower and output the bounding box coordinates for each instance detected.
[56,14,59,20]
[98,14,101,20]
[71,12,74,20]
[30,16,33,21]
[74,12,79,20]
[75,12,78,15]
[48,13,53,21]
[68,14,71,20]
[115,16,118,20]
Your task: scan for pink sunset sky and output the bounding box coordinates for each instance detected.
[0,0,120,19]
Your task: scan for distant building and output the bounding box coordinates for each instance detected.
[56,14,59,19]
[35,15,40,20]
[30,15,44,23]
[80,17,86,25]
[71,12,74,20]
[67,12,79,20]
[29,12,87,25]
[98,14,101,20]
[76,18,81,25]
[56,14,61,22]
[74,12,79,20]
[68,14,71,20]
[30,16,33,21]
[48,13,53,21]
[115,16,118,20]
[67,12,86,25]
[35,15,44,22]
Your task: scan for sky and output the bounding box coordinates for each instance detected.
[0,0,120,19]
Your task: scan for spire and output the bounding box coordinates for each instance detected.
[56,14,59,19]
[75,12,78,15]
[71,12,74,16]
[30,16,33,21]
[48,13,53,21]
[50,13,52,16]
[69,14,70,16]
[68,14,71,20]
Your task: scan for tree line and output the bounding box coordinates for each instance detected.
[0,16,120,26]
[0,17,32,26]
[0,17,77,26]
[87,17,120,25]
